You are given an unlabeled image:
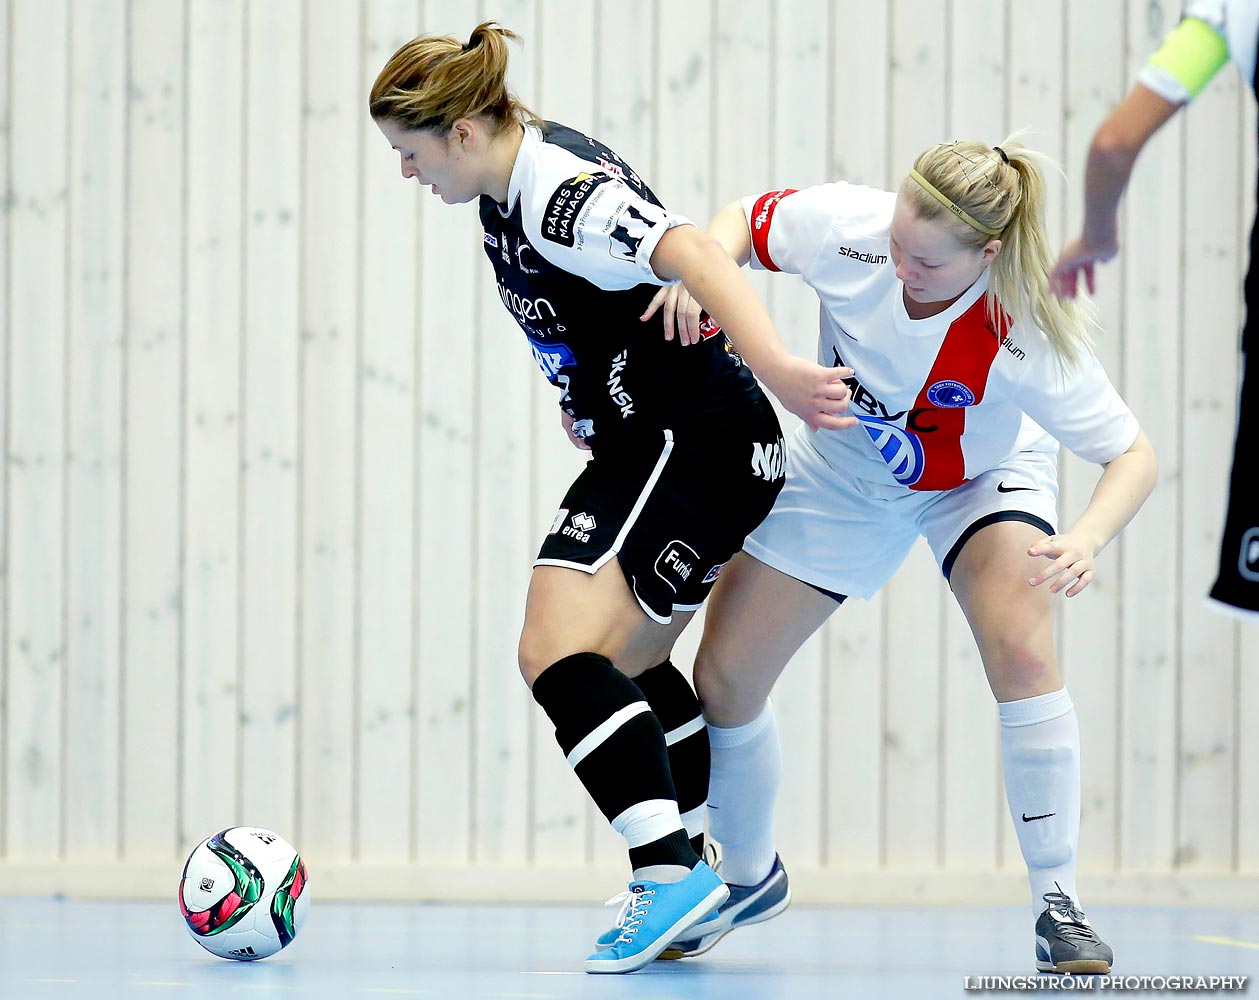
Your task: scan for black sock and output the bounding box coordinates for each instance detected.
[531,652,698,875]
[633,659,709,858]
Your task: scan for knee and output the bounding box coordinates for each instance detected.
[987,636,1059,701]
[518,630,551,688]
[693,646,742,723]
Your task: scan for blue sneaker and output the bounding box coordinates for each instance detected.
[665,853,791,957]
[584,862,729,974]
[593,842,723,955]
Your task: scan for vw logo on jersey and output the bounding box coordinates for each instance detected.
[925,379,976,408]
[528,338,577,380]
[856,415,925,486]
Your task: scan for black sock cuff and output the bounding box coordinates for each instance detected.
[633,659,702,731]
[531,652,649,757]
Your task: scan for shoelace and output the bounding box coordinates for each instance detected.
[602,888,654,944]
[1042,889,1099,945]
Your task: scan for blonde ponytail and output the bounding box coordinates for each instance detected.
[369,21,536,135]
[901,135,1096,370]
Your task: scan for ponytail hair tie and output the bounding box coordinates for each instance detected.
[993,145,1009,164]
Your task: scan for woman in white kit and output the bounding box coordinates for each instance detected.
[649,138,1158,975]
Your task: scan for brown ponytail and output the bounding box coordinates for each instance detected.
[369,21,536,135]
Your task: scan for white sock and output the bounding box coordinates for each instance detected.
[999,688,1081,918]
[706,700,780,886]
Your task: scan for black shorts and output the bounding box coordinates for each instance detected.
[1209,341,1259,617]
[536,405,785,623]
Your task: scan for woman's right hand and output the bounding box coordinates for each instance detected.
[760,354,858,431]
[640,283,707,345]
[1050,232,1119,299]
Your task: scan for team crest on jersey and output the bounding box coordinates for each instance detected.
[856,415,925,486]
[925,379,976,408]
[528,337,577,380]
[608,202,661,263]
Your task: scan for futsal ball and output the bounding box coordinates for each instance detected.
[179,827,309,961]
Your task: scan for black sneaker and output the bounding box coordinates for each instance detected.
[1034,886,1114,975]
[662,852,791,958]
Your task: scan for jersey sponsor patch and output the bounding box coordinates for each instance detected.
[529,338,577,380]
[654,540,700,594]
[548,507,569,534]
[483,232,498,248]
[749,188,798,272]
[541,171,613,247]
[925,379,977,408]
[750,438,786,482]
[702,562,726,584]
[856,415,926,487]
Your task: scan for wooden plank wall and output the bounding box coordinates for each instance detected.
[1,0,1255,899]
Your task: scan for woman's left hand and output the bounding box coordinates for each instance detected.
[1027,532,1098,597]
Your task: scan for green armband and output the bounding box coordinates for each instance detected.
[1147,17,1229,99]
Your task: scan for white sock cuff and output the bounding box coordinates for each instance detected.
[707,699,775,749]
[999,688,1073,728]
[610,799,685,849]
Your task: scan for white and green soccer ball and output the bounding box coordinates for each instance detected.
[179,827,309,961]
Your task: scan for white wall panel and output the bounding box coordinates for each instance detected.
[0,0,1254,900]
[5,0,69,863]
[64,0,125,861]
[182,0,244,852]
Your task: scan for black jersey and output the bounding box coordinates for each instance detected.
[478,121,763,448]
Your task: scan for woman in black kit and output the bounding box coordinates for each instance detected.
[369,22,854,975]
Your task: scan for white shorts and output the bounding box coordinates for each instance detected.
[742,424,1060,600]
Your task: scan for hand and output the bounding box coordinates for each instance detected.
[640,283,709,345]
[561,410,592,450]
[1027,531,1097,597]
[1049,233,1119,299]
[760,355,858,431]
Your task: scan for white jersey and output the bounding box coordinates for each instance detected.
[742,182,1140,492]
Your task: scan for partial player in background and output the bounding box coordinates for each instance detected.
[369,22,854,975]
[1051,0,1258,619]
[649,137,1158,974]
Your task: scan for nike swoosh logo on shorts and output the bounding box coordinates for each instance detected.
[997,482,1036,493]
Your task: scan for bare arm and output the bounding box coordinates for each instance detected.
[648,223,855,431]
[1028,430,1158,596]
[1050,85,1182,299]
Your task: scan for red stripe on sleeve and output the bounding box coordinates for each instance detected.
[907,296,1009,491]
[748,189,798,272]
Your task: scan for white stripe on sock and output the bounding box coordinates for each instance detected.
[610,799,686,849]
[664,714,705,746]
[565,702,651,768]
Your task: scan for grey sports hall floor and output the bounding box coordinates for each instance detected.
[1,898,1255,999]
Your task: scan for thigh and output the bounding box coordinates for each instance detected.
[741,426,921,600]
[694,552,841,726]
[519,559,695,685]
[948,519,1061,702]
[537,424,782,627]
